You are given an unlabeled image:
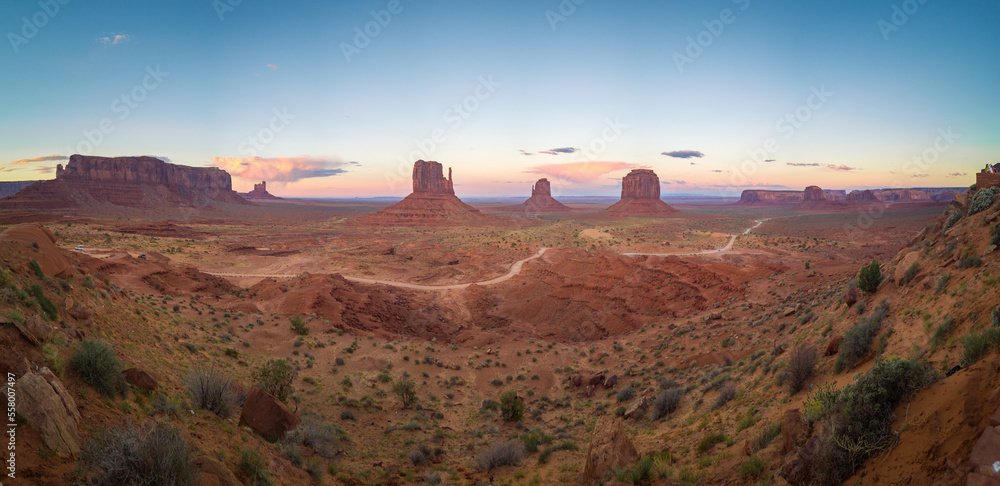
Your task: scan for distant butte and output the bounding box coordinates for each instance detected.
[0,154,247,211]
[353,160,497,226]
[241,181,282,200]
[605,169,678,216]
[503,178,571,213]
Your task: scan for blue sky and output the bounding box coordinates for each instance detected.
[1,0,997,197]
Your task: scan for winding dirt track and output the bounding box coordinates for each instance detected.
[205,220,769,290]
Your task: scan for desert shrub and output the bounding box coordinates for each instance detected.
[281,443,301,466]
[835,301,889,372]
[475,441,524,471]
[83,275,95,289]
[696,432,729,455]
[960,327,1000,367]
[900,263,920,286]
[749,422,782,453]
[613,456,654,485]
[289,315,309,335]
[943,210,962,230]
[992,306,1000,327]
[935,273,951,295]
[394,375,417,409]
[251,359,297,402]
[806,356,934,486]
[957,253,983,269]
[408,444,443,466]
[71,339,126,398]
[739,455,767,480]
[784,345,818,394]
[538,441,578,464]
[651,387,683,420]
[29,283,58,321]
[304,457,324,483]
[616,384,636,403]
[237,448,272,486]
[520,429,554,453]
[857,260,881,294]
[711,383,737,410]
[186,365,238,418]
[967,186,1000,215]
[930,315,955,350]
[78,420,195,486]
[340,410,356,421]
[992,224,1000,246]
[29,259,44,279]
[151,393,183,417]
[499,390,524,422]
[284,413,346,459]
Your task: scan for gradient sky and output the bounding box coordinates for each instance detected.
[1,0,998,197]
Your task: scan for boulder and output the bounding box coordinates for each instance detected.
[782,307,797,317]
[824,335,843,356]
[14,367,81,457]
[603,374,618,389]
[781,409,806,453]
[13,314,53,346]
[122,368,158,392]
[570,374,583,387]
[195,454,242,486]
[238,387,299,442]
[844,287,859,308]
[894,251,921,284]
[970,427,1000,472]
[623,397,648,420]
[68,304,92,321]
[779,435,821,485]
[581,417,639,486]
[586,373,606,387]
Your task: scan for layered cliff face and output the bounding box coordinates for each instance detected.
[0,155,247,211]
[0,181,39,199]
[354,161,496,226]
[846,189,878,202]
[605,169,678,216]
[738,190,805,205]
[505,178,571,213]
[874,189,931,202]
[412,160,454,195]
[241,181,281,200]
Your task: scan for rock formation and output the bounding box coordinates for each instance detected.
[803,186,825,202]
[503,178,571,213]
[240,181,281,200]
[605,169,678,216]
[353,160,496,226]
[738,190,805,205]
[0,223,70,277]
[846,189,878,202]
[582,417,639,485]
[0,155,248,211]
[238,387,300,442]
[0,181,38,199]
[15,367,82,458]
[874,189,931,202]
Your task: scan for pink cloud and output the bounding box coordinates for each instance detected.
[524,161,644,183]
[210,156,348,182]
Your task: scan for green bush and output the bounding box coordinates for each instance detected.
[289,315,309,335]
[613,456,654,485]
[749,422,782,453]
[186,365,238,418]
[960,327,1000,367]
[79,421,195,486]
[616,384,636,403]
[393,375,417,409]
[835,301,889,372]
[739,455,767,479]
[968,186,1000,216]
[237,448,273,486]
[475,441,523,472]
[29,259,44,279]
[251,359,297,402]
[71,339,125,397]
[500,390,524,422]
[900,263,920,286]
[943,210,962,230]
[930,315,954,350]
[992,306,1000,327]
[857,260,881,294]
[537,440,577,464]
[520,429,554,453]
[285,413,346,459]
[696,432,729,455]
[29,283,58,321]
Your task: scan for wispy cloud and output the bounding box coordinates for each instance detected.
[538,147,578,155]
[787,162,820,167]
[32,166,55,174]
[519,150,533,156]
[210,156,349,182]
[661,150,704,159]
[911,173,929,178]
[948,172,967,177]
[765,159,776,163]
[97,33,131,45]
[7,154,68,165]
[826,165,859,172]
[525,161,643,182]
[711,169,723,173]
[266,64,279,71]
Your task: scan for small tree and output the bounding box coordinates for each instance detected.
[252,359,297,402]
[858,260,881,294]
[394,375,417,409]
[290,315,309,335]
[499,390,524,422]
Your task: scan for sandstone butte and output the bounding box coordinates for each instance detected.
[0,154,247,210]
[504,178,571,213]
[352,160,497,226]
[240,181,281,200]
[604,169,678,216]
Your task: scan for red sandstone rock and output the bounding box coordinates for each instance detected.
[412,160,454,194]
[781,409,806,453]
[507,178,572,213]
[970,427,1000,472]
[122,368,158,392]
[241,181,281,200]
[0,223,70,277]
[238,387,300,442]
[738,190,804,205]
[825,335,843,356]
[803,186,826,202]
[582,417,639,486]
[846,189,878,202]
[605,169,678,216]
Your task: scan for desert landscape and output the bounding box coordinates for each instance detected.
[2,2,999,486]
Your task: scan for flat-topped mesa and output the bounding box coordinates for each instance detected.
[620,169,660,199]
[532,178,552,197]
[605,169,678,216]
[846,189,878,202]
[412,160,454,195]
[738,190,804,205]
[803,185,826,202]
[57,155,233,190]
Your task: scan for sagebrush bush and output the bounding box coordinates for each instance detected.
[520,428,554,453]
[967,186,1000,216]
[394,375,417,409]
[749,422,782,453]
[29,283,58,321]
[71,339,126,397]
[251,359,297,403]
[836,301,889,372]
[237,448,272,486]
[900,263,920,286]
[943,210,962,230]
[651,387,683,420]
[537,440,577,464]
[712,384,737,410]
[960,327,1000,367]
[784,345,818,394]
[992,224,1000,246]
[186,365,238,418]
[78,421,195,486]
[284,413,346,459]
[616,384,636,403]
[475,441,524,471]
[499,390,524,422]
